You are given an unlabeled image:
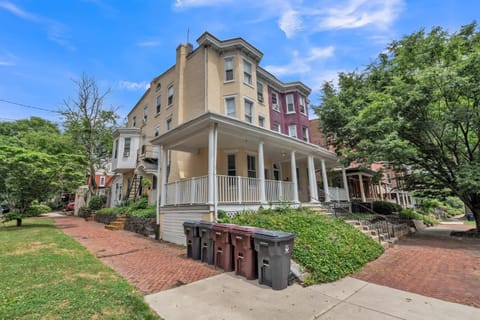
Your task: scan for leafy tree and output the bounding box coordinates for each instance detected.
[315,22,480,232]
[61,73,118,194]
[0,118,84,226]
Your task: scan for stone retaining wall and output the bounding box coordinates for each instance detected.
[124,217,157,238]
[94,213,118,224]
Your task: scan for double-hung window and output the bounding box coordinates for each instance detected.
[299,96,306,114]
[224,57,234,82]
[225,97,236,117]
[244,99,253,123]
[227,154,236,176]
[132,116,136,127]
[114,139,119,159]
[302,127,309,142]
[288,124,297,138]
[99,176,106,187]
[258,116,265,127]
[247,155,256,178]
[167,85,174,106]
[143,106,148,124]
[123,138,131,157]
[243,60,252,85]
[166,118,172,131]
[286,94,295,113]
[156,95,161,113]
[257,82,264,102]
[271,92,279,111]
[272,122,280,132]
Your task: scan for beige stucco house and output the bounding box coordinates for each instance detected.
[111,32,349,244]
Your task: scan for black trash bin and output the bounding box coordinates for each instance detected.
[253,229,296,290]
[199,220,215,265]
[183,220,201,260]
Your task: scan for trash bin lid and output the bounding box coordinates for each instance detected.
[183,220,200,227]
[212,223,236,232]
[199,220,214,230]
[253,229,296,242]
[230,225,261,236]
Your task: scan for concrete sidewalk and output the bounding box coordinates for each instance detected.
[145,274,480,320]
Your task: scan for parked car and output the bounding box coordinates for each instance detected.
[65,202,75,211]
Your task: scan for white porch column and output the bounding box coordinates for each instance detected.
[342,168,350,202]
[290,151,299,203]
[160,146,168,208]
[359,174,366,202]
[156,158,161,225]
[379,183,384,200]
[307,155,318,203]
[321,159,331,202]
[207,124,217,206]
[258,141,266,204]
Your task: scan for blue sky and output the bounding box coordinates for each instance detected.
[0,0,478,124]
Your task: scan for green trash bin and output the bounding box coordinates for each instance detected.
[199,221,215,265]
[183,220,201,260]
[253,229,296,290]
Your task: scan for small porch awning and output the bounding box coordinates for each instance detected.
[150,112,338,168]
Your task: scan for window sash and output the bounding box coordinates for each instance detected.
[225,58,234,81]
[288,125,297,138]
[156,95,161,113]
[167,86,174,105]
[166,119,172,131]
[286,94,294,113]
[247,155,256,178]
[227,154,236,176]
[123,138,131,157]
[226,97,236,117]
[273,122,280,132]
[257,82,264,102]
[258,116,265,127]
[302,127,309,141]
[245,100,253,123]
[243,60,252,84]
[299,96,306,114]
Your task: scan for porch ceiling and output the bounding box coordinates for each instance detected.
[150,112,339,167]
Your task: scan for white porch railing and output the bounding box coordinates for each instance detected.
[325,187,349,201]
[164,175,296,205]
[165,175,208,205]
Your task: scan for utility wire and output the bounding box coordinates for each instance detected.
[0,98,61,114]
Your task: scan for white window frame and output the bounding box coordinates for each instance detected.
[123,137,131,157]
[156,95,161,114]
[225,96,236,118]
[226,153,237,177]
[271,92,279,112]
[258,115,265,128]
[272,122,280,132]
[257,82,264,103]
[167,84,174,106]
[224,57,234,82]
[154,125,160,137]
[244,99,253,123]
[143,106,148,124]
[288,124,297,138]
[114,139,119,159]
[243,59,253,85]
[286,94,295,114]
[99,176,106,187]
[166,117,172,131]
[302,126,309,142]
[247,154,256,178]
[299,96,306,115]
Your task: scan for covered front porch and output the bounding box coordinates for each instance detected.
[152,113,348,212]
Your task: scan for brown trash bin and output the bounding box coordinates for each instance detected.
[212,223,236,271]
[230,225,260,280]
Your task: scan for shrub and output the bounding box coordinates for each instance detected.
[131,197,148,210]
[96,208,116,215]
[127,204,156,218]
[88,195,107,211]
[372,201,402,215]
[230,210,383,284]
[400,208,438,226]
[25,204,51,216]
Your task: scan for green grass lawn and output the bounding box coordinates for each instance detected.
[464,221,476,225]
[229,210,384,285]
[0,217,158,319]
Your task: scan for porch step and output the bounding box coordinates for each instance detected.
[105,217,126,231]
[302,204,329,215]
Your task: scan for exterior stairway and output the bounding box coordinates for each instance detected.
[345,219,398,249]
[105,217,126,231]
[302,203,330,214]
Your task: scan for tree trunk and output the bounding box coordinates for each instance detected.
[16,218,22,227]
[467,197,480,233]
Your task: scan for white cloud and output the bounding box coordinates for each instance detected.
[265,46,335,77]
[0,51,17,66]
[0,1,75,51]
[117,80,149,91]
[136,40,162,47]
[174,0,233,8]
[278,9,303,38]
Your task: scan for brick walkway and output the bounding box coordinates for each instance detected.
[52,215,220,294]
[353,224,480,308]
